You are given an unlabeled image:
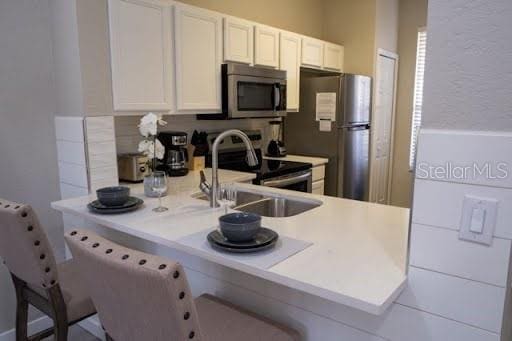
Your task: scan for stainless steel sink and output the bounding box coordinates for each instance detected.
[193,190,322,217]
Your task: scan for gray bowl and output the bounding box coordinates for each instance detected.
[96,186,130,207]
[219,212,262,242]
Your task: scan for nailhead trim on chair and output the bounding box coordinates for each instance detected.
[179,292,185,300]
[34,240,40,246]
[173,271,180,279]
[27,225,33,231]
[122,255,129,260]
[189,331,195,339]
[93,243,100,248]
[159,264,166,270]
[139,260,146,265]
[21,212,27,217]
[184,312,190,320]
[81,236,88,241]
[106,249,112,254]
[40,254,45,260]
[71,231,77,236]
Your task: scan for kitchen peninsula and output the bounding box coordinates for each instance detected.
[52,168,409,320]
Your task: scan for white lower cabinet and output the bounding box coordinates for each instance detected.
[279,32,301,112]
[312,180,325,195]
[108,0,173,111]
[174,3,222,112]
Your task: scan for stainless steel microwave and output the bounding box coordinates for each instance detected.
[222,63,287,119]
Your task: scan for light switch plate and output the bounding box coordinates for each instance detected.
[459,195,498,245]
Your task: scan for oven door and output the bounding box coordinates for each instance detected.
[228,74,287,118]
[259,170,312,193]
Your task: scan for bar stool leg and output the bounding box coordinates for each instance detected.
[11,275,28,341]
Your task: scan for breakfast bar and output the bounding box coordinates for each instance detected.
[52,168,410,317]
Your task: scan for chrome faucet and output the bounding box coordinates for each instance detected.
[199,129,258,208]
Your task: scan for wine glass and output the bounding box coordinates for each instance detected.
[218,183,237,215]
[151,171,168,212]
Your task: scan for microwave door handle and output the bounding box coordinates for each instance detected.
[274,84,280,110]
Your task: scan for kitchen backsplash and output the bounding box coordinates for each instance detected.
[115,115,279,155]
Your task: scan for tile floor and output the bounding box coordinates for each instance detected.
[42,325,99,341]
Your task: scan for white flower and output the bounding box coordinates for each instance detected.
[137,138,166,160]
[154,138,165,160]
[138,112,167,137]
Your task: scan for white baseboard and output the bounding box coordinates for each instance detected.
[0,316,52,341]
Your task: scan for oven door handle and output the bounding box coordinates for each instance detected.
[260,171,311,188]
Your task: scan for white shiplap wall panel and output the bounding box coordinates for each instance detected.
[410,223,510,287]
[413,179,512,240]
[85,116,118,190]
[57,162,88,188]
[416,130,512,189]
[396,266,506,333]
[56,140,87,166]
[54,116,85,142]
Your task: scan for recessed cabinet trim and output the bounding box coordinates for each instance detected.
[223,17,254,65]
[108,0,173,111]
[301,37,324,69]
[279,32,301,112]
[324,42,344,72]
[254,25,279,68]
[174,3,222,112]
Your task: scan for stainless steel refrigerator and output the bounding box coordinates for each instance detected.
[284,71,372,200]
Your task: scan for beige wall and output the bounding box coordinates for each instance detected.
[178,0,325,39]
[322,0,376,76]
[389,0,428,207]
[375,0,399,53]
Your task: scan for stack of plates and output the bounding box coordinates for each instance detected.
[87,197,143,214]
[207,228,279,253]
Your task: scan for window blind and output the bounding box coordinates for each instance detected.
[409,29,427,169]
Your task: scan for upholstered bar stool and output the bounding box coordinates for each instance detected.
[0,199,96,341]
[65,229,301,341]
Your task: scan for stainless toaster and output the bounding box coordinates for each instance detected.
[117,154,149,182]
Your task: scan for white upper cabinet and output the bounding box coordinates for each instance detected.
[323,42,344,71]
[301,37,324,69]
[279,32,301,112]
[223,17,253,64]
[108,0,173,111]
[174,3,222,112]
[254,25,279,68]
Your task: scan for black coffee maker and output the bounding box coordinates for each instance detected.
[157,131,189,177]
[266,121,287,157]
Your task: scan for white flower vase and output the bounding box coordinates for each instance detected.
[143,174,167,198]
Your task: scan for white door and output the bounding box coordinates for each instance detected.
[323,42,344,72]
[174,3,222,112]
[223,17,253,64]
[370,50,398,204]
[254,25,279,68]
[279,32,301,111]
[301,37,324,69]
[108,0,173,111]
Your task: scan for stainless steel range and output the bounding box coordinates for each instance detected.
[205,130,313,193]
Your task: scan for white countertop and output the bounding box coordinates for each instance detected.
[263,154,329,167]
[52,168,409,315]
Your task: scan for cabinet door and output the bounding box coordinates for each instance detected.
[324,43,344,71]
[312,180,325,195]
[108,0,173,111]
[301,37,324,69]
[174,4,222,111]
[223,17,253,64]
[279,32,301,111]
[254,25,279,68]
